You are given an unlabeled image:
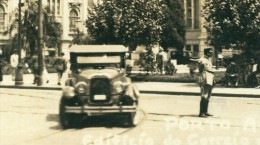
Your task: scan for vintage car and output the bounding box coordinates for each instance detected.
[59,45,140,129]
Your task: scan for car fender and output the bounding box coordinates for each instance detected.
[65,78,76,87]
[125,84,140,101]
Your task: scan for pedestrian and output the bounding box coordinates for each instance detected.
[156,48,164,74]
[0,59,3,83]
[225,61,240,87]
[53,52,67,85]
[165,59,176,75]
[197,48,215,117]
[188,61,197,78]
[42,56,49,84]
[31,51,39,84]
[255,63,260,88]
[244,59,255,87]
[10,49,19,81]
[43,66,49,84]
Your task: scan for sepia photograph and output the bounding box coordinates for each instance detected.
[0,0,259,145]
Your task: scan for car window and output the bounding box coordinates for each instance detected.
[77,55,121,64]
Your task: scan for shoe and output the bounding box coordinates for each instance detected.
[46,80,49,84]
[58,82,61,86]
[204,113,213,116]
[198,99,207,118]
[204,100,213,117]
[199,114,207,117]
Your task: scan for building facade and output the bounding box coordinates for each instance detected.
[0,0,98,56]
[183,0,210,58]
[0,0,208,58]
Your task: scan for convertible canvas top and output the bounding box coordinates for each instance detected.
[69,45,128,53]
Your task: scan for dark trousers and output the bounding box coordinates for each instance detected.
[199,84,213,116]
[0,66,2,82]
[57,70,64,83]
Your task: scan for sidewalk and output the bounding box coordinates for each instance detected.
[0,73,65,90]
[0,73,259,98]
[134,82,260,98]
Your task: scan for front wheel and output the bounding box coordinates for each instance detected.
[126,112,137,127]
[59,98,75,129]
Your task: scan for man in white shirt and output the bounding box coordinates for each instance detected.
[198,48,215,117]
[10,50,19,81]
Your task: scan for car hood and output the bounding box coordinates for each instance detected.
[77,68,125,80]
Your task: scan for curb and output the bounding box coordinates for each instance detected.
[0,85,62,90]
[0,85,258,98]
[140,91,260,98]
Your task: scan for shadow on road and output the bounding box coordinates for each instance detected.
[179,114,200,118]
[46,114,131,130]
[46,114,59,122]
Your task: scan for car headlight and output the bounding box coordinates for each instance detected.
[113,81,123,93]
[62,86,75,98]
[75,82,87,94]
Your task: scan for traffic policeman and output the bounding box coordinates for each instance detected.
[198,48,215,117]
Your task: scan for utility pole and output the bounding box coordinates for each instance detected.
[37,0,44,86]
[15,0,24,85]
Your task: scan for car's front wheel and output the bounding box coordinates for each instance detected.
[59,98,75,129]
[126,112,137,127]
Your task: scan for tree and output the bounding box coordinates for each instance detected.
[85,1,121,45]
[5,0,62,57]
[86,0,167,50]
[70,28,95,45]
[160,0,186,51]
[86,0,169,74]
[202,0,260,53]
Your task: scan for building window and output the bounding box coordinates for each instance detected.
[186,45,191,52]
[186,0,192,28]
[193,45,199,52]
[47,0,61,15]
[69,9,78,32]
[185,0,200,29]
[0,5,4,32]
[57,0,60,15]
[185,44,200,57]
[52,0,55,14]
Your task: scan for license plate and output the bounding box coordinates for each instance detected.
[94,95,106,100]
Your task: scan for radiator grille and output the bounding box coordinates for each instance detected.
[90,78,111,103]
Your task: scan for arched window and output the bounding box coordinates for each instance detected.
[0,5,5,32]
[69,9,78,32]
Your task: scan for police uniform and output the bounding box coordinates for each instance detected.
[198,48,215,117]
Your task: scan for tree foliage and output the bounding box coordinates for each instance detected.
[202,0,260,52]
[160,0,186,51]
[6,0,62,57]
[86,0,186,74]
[86,0,167,50]
[71,28,95,45]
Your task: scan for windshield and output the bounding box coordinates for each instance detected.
[77,55,121,64]
[71,55,121,69]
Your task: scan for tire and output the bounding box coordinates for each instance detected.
[59,98,75,129]
[126,112,137,127]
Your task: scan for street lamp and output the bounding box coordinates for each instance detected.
[15,0,24,85]
[37,0,44,86]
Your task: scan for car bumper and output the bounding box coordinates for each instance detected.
[64,105,137,114]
